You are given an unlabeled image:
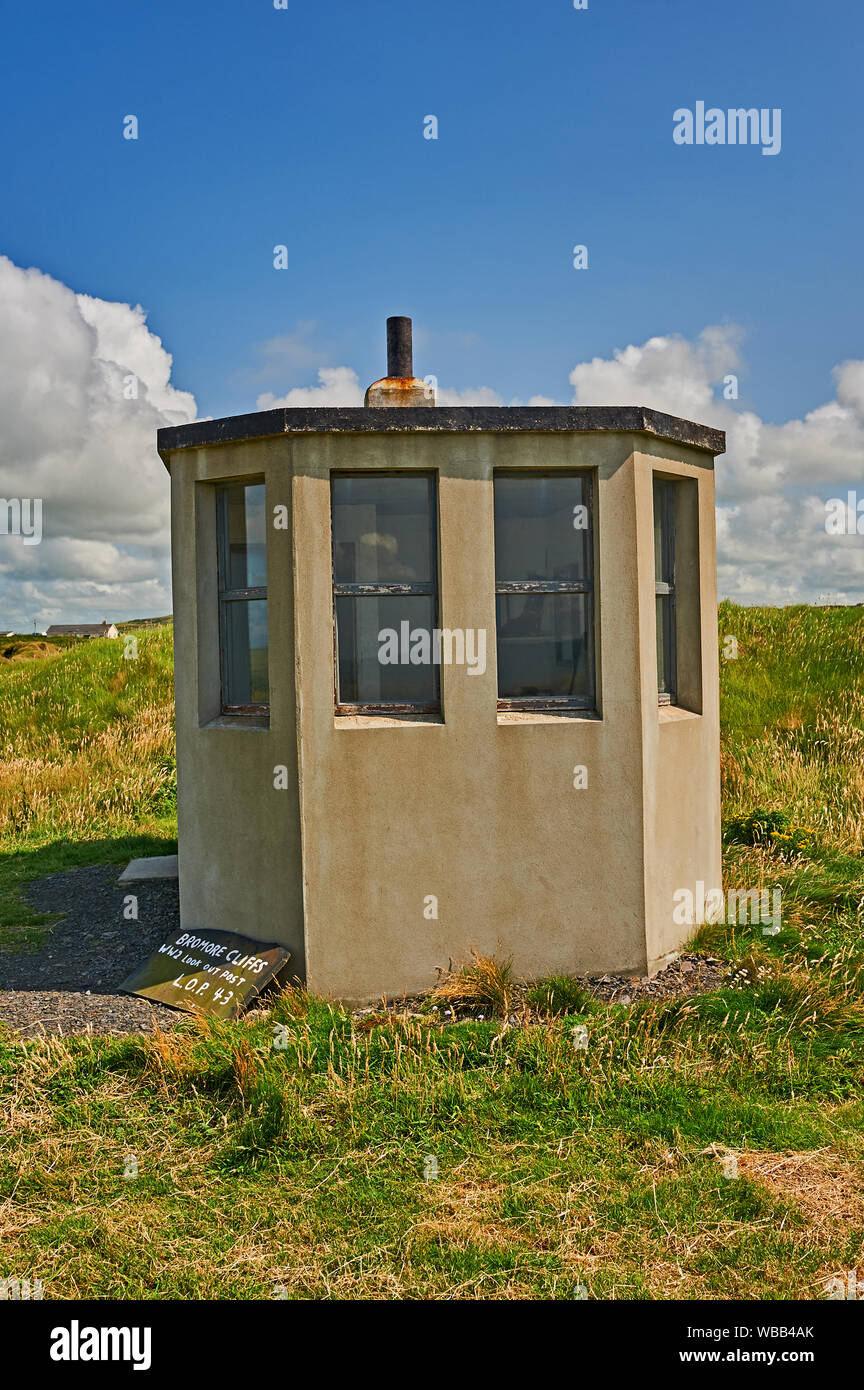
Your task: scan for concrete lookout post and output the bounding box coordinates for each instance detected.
[158,318,724,1003]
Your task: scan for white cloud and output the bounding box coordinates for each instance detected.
[568,325,741,422]
[257,366,364,409]
[2,257,861,621]
[0,256,196,630]
[568,325,864,605]
[257,371,508,410]
[436,384,504,406]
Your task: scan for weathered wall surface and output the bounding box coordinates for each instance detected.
[634,446,722,972]
[292,431,648,1000]
[170,442,306,977]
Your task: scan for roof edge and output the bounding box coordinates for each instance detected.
[158,405,725,467]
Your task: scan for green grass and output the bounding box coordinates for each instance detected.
[719,600,864,850]
[1,605,864,1299]
[0,625,176,948]
[3,990,863,1298]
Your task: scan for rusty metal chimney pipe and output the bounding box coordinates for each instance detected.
[386,316,413,379]
[365,315,434,406]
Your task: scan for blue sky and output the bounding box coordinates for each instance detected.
[1,0,863,626]
[2,0,861,422]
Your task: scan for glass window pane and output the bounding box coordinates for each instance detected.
[496,593,591,700]
[335,595,439,705]
[332,475,435,583]
[494,475,589,583]
[222,599,269,706]
[653,480,673,586]
[656,594,674,696]
[222,483,267,590]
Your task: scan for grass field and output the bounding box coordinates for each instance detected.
[0,626,176,948]
[1,606,864,1299]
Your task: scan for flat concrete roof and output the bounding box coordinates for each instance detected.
[158,405,725,465]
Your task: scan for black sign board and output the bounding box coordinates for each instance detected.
[120,929,291,1020]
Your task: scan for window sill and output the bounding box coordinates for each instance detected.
[497,709,600,725]
[202,713,270,731]
[658,704,700,724]
[334,712,444,729]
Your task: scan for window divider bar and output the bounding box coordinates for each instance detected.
[335,702,441,715]
[333,582,434,597]
[497,697,595,710]
[495,580,591,594]
[219,586,268,602]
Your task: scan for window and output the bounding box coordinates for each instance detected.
[653,478,676,703]
[331,473,439,712]
[216,482,269,712]
[494,473,594,709]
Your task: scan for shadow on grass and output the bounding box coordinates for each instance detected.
[0,832,177,951]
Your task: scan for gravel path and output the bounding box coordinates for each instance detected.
[0,863,181,1038]
[0,864,730,1041]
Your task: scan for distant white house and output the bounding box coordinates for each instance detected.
[45,622,119,639]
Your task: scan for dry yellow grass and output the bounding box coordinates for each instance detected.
[0,628,175,847]
[429,947,518,1018]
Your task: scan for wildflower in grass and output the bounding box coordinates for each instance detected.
[725,807,818,858]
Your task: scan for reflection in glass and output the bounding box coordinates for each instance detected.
[332,473,439,710]
[332,475,435,584]
[653,480,674,586]
[217,481,269,711]
[493,472,594,707]
[496,593,591,699]
[222,484,267,589]
[335,595,439,706]
[494,475,589,583]
[653,479,676,700]
[223,599,269,707]
[656,594,673,697]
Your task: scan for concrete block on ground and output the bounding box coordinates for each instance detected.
[118,855,179,884]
